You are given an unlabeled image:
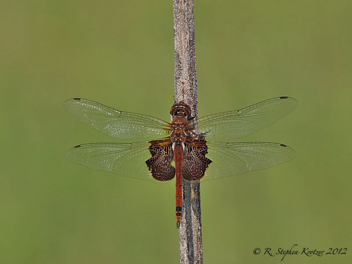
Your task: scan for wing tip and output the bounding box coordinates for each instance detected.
[64,98,83,110]
[66,144,82,159]
[279,96,298,106]
[64,98,85,105]
[279,143,296,160]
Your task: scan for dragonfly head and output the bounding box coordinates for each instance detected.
[170,101,191,118]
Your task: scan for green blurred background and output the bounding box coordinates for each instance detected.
[1,0,351,263]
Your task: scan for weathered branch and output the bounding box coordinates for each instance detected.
[173,0,203,263]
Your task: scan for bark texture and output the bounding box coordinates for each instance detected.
[173,0,203,263]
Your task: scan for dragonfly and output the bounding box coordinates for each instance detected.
[64,96,297,227]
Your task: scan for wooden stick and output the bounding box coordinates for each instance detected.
[173,0,203,263]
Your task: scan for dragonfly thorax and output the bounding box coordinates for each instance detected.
[170,116,188,142]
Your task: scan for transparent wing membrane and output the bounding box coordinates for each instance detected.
[66,142,155,181]
[64,98,170,142]
[198,97,298,141]
[203,141,296,180]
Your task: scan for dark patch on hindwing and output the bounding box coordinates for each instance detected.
[146,141,175,181]
[182,140,212,181]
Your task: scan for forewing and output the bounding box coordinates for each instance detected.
[66,141,155,181]
[64,98,170,142]
[198,97,297,141]
[203,141,296,180]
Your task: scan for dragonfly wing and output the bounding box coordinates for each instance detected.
[182,140,212,181]
[198,97,297,141]
[146,139,175,181]
[66,141,156,181]
[64,98,170,142]
[203,141,296,180]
